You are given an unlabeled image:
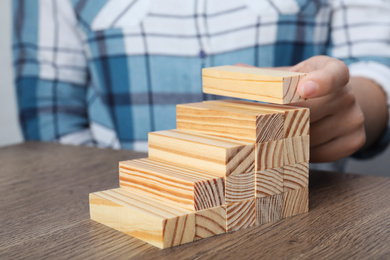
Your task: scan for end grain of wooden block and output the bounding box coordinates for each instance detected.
[176,102,284,143]
[195,206,227,240]
[283,162,309,192]
[256,194,283,225]
[226,171,255,203]
[89,188,195,249]
[207,100,310,138]
[148,129,255,176]
[256,167,283,197]
[226,199,256,232]
[283,187,309,218]
[119,158,225,211]
[256,139,284,171]
[284,136,310,165]
[202,65,306,104]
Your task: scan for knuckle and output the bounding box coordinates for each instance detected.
[330,58,350,85]
[340,87,357,107]
[338,60,350,83]
[354,111,365,128]
[349,129,366,153]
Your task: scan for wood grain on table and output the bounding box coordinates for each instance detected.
[1,142,390,259]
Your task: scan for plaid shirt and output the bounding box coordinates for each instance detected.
[13,0,390,157]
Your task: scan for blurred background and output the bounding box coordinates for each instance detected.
[1,0,22,147]
[1,0,389,176]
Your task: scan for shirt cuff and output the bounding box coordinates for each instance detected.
[349,61,390,159]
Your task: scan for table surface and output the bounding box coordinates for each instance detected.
[1,142,390,260]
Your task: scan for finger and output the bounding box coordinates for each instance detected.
[288,61,306,72]
[309,116,338,147]
[310,129,366,163]
[288,98,330,123]
[288,94,335,123]
[290,85,354,123]
[298,58,350,99]
[309,105,363,147]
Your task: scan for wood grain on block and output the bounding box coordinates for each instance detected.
[283,187,309,218]
[176,102,284,143]
[226,199,256,232]
[207,99,309,138]
[226,171,255,203]
[119,158,225,211]
[256,139,284,171]
[256,167,283,197]
[256,194,283,225]
[202,65,306,104]
[195,206,227,240]
[284,136,310,165]
[284,162,309,192]
[148,129,255,176]
[89,188,195,249]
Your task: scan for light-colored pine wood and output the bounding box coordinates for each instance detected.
[148,129,255,176]
[256,167,284,197]
[256,194,283,225]
[89,188,195,249]
[284,162,309,192]
[119,158,225,211]
[195,206,227,240]
[283,187,309,218]
[284,135,310,165]
[226,199,256,232]
[256,139,284,171]
[207,99,310,138]
[176,102,284,143]
[226,171,255,203]
[202,65,306,104]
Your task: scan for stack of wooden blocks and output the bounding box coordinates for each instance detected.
[89,66,310,249]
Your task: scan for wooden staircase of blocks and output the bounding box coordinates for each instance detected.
[89,66,309,249]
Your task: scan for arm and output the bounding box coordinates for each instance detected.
[13,0,93,145]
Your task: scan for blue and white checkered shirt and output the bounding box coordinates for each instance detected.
[13,0,390,163]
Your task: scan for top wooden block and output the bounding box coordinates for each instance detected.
[202,65,306,104]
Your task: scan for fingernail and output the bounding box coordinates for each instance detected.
[301,81,318,98]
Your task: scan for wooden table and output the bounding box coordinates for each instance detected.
[1,142,390,259]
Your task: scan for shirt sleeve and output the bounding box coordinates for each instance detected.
[13,0,94,146]
[328,0,390,158]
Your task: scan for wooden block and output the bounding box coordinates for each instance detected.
[284,135,310,165]
[256,194,283,225]
[256,139,284,171]
[207,100,310,138]
[256,167,283,197]
[176,102,284,143]
[283,188,309,218]
[226,171,255,203]
[226,199,256,232]
[284,162,309,192]
[148,129,255,176]
[89,188,195,249]
[119,158,225,211]
[202,65,306,104]
[195,206,227,240]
